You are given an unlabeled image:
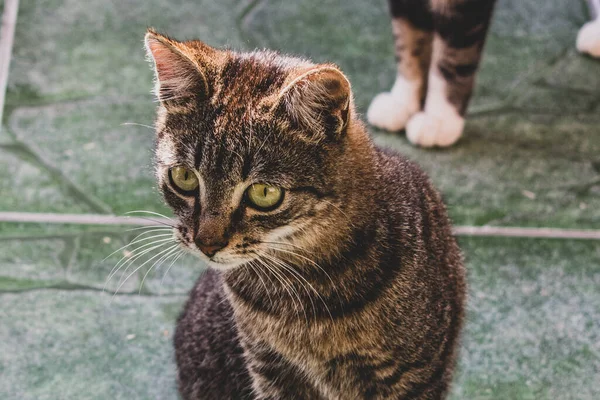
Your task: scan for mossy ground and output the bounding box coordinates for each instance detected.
[0,0,598,398]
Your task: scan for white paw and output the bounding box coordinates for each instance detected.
[577,18,600,58]
[406,111,464,148]
[367,92,418,131]
[367,77,420,131]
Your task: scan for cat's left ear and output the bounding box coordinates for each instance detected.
[276,66,352,139]
[144,29,212,108]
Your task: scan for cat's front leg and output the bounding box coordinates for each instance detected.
[368,1,433,132]
[406,0,496,147]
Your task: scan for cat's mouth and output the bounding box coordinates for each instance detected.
[204,255,252,270]
[174,225,305,271]
[180,240,254,270]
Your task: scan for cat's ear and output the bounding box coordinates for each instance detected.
[276,66,352,139]
[144,29,211,108]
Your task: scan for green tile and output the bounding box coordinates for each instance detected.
[0,226,205,294]
[0,145,91,213]
[543,50,600,93]
[473,35,569,107]
[491,0,587,38]
[66,230,204,294]
[374,112,600,228]
[512,84,598,113]
[1,238,597,399]
[0,237,70,290]
[0,222,126,238]
[243,0,582,114]
[8,100,168,215]
[141,251,206,295]
[1,0,598,398]
[67,232,141,293]
[6,0,244,105]
[243,0,393,111]
[0,290,184,400]
[452,237,600,400]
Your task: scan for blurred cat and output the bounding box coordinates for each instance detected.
[368,0,497,147]
[577,0,600,58]
[368,0,600,148]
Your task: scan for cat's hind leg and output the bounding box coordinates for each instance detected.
[367,0,433,132]
[406,0,496,147]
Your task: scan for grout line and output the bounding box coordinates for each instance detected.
[0,212,599,240]
[0,140,113,214]
[0,212,169,226]
[1,283,189,297]
[452,226,600,240]
[0,0,20,129]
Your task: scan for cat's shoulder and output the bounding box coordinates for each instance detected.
[374,145,432,189]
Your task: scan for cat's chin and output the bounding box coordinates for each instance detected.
[205,259,249,271]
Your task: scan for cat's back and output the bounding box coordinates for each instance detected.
[374,145,447,220]
[373,144,464,294]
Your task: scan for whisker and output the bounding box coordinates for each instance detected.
[106,235,175,280]
[125,210,174,220]
[260,254,310,322]
[266,245,342,316]
[260,251,319,322]
[113,239,176,289]
[251,257,277,289]
[102,230,173,262]
[125,225,172,232]
[112,244,178,300]
[138,246,181,294]
[261,241,305,251]
[121,122,155,130]
[321,199,354,226]
[265,245,338,292]
[159,250,185,293]
[255,129,274,155]
[125,215,176,228]
[248,260,273,308]
[256,256,305,322]
[104,238,175,290]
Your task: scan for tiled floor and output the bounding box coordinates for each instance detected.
[0,0,599,398]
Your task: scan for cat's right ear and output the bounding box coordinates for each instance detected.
[273,65,352,141]
[144,29,211,108]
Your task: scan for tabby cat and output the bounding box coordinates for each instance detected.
[368,0,497,147]
[145,28,465,399]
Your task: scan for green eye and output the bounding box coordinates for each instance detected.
[246,184,284,211]
[169,167,199,193]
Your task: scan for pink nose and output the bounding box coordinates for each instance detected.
[194,238,228,257]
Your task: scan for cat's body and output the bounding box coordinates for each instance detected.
[145,30,465,399]
[368,0,497,147]
[176,149,464,399]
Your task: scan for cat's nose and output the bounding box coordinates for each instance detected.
[194,236,228,257]
[195,214,229,257]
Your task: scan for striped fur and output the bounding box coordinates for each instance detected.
[145,30,465,399]
[368,0,497,147]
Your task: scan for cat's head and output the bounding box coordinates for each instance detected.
[145,30,372,270]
